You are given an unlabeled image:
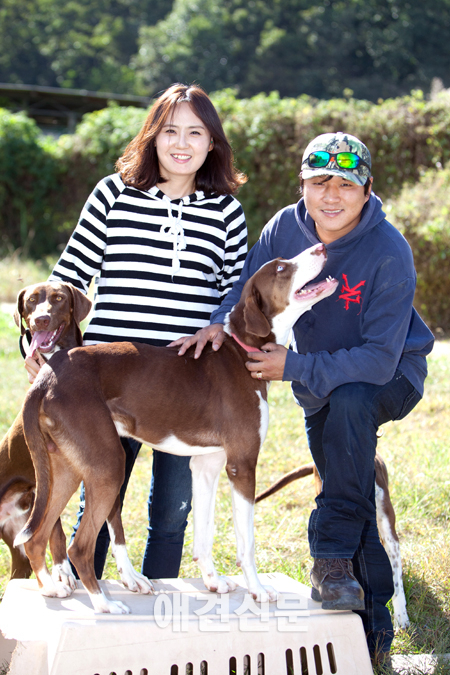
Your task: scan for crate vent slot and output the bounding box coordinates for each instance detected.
[286,648,294,673]
[300,646,308,674]
[327,643,337,674]
[313,645,323,675]
[258,652,265,675]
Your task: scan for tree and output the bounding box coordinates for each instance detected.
[1,0,450,101]
[135,0,450,100]
[0,0,173,93]
[134,0,275,95]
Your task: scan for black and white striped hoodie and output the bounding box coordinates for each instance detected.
[50,173,247,346]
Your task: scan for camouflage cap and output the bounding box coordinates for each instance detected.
[301,132,371,186]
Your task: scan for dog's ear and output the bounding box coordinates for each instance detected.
[243,292,271,338]
[65,283,92,346]
[67,283,92,324]
[14,289,27,335]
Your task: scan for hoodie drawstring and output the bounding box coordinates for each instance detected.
[160,198,187,276]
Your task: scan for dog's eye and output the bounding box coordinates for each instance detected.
[28,297,36,303]
[276,265,285,273]
[55,295,63,302]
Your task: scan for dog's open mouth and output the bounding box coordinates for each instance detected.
[28,324,66,358]
[295,276,338,299]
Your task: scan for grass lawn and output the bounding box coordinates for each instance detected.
[0,300,448,673]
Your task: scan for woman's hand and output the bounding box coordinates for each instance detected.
[24,354,46,384]
[168,323,225,359]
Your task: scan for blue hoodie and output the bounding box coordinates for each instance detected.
[210,193,435,415]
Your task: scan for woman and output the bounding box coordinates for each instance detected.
[26,83,248,580]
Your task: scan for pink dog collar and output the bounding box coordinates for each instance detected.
[231,333,263,353]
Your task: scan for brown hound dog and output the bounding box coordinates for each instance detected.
[255,451,410,629]
[15,244,338,614]
[0,282,91,584]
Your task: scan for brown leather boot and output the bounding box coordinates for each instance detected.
[310,558,365,610]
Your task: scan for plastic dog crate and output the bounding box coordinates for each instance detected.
[0,573,373,675]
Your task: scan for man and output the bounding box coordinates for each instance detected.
[174,132,434,667]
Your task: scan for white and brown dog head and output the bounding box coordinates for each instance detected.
[227,243,338,348]
[14,281,92,358]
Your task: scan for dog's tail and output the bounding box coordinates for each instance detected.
[255,462,315,503]
[14,379,51,547]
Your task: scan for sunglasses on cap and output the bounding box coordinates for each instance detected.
[302,151,370,170]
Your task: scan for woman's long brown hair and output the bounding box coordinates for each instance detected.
[116,83,247,196]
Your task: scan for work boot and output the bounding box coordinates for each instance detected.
[310,558,365,610]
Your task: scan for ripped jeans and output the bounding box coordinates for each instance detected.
[71,440,192,579]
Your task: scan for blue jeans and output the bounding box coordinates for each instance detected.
[71,439,192,580]
[142,449,192,578]
[304,369,421,655]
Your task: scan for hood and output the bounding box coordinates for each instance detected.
[146,186,214,276]
[146,185,213,204]
[295,192,386,250]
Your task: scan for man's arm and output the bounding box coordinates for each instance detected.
[173,225,276,357]
[283,276,428,397]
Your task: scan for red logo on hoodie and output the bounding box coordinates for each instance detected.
[338,274,366,310]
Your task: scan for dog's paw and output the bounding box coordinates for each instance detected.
[90,592,131,614]
[249,584,279,603]
[52,560,77,591]
[114,545,153,594]
[221,576,238,593]
[205,575,237,594]
[393,613,410,631]
[122,570,154,595]
[40,580,73,599]
[105,600,131,615]
[392,595,410,631]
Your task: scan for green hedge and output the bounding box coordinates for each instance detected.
[385,166,450,333]
[215,89,450,244]
[2,90,450,330]
[0,110,62,257]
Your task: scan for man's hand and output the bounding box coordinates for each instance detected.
[24,354,46,384]
[245,343,288,381]
[168,323,225,359]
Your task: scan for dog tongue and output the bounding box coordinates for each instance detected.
[28,332,52,358]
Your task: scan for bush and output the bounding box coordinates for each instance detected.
[385,165,450,334]
[44,89,450,250]
[0,109,62,257]
[58,103,148,178]
[0,105,150,259]
[212,89,450,245]
[53,104,149,245]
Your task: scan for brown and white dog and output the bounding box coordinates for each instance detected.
[15,244,338,614]
[15,281,91,360]
[0,282,91,584]
[255,449,410,630]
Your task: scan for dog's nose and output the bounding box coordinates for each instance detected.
[34,316,50,330]
[312,243,327,257]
